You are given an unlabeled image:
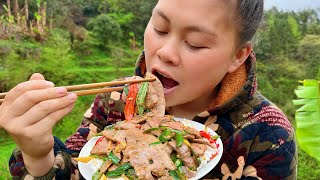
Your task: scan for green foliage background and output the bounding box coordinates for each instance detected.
[0,1,320,179]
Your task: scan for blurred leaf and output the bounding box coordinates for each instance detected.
[294,79,320,162]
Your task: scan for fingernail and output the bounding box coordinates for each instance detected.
[56,87,67,94]
[67,93,77,100]
[46,81,54,87]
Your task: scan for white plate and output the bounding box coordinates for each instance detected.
[78,118,223,180]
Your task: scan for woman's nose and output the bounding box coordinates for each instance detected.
[156,39,180,66]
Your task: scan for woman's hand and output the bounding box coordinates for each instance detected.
[0,73,77,176]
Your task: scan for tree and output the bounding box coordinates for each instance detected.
[87,14,122,49]
[255,8,302,60]
[293,9,320,36]
[297,35,320,79]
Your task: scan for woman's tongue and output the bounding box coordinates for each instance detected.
[160,76,179,90]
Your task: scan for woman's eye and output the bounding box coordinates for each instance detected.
[154,28,167,36]
[185,42,206,50]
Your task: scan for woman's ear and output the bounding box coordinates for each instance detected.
[228,44,252,73]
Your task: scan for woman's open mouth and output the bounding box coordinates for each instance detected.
[152,69,179,93]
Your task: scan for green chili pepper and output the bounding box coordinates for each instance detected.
[171,130,187,136]
[144,126,167,133]
[149,141,162,146]
[159,128,174,142]
[108,151,120,165]
[136,82,148,115]
[175,132,184,147]
[106,163,132,178]
[144,127,160,133]
[124,86,129,95]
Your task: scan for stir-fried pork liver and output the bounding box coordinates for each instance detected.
[102,129,126,143]
[114,121,141,130]
[168,140,198,170]
[90,137,112,155]
[190,143,207,156]
[124,130,176,179]
[99,160,112,174]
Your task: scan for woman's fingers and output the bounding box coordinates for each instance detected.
[29,73,45,81]
[21,93,77,126]
[4,80,54,106]
[11,87,68,117]
[27,103,76,135]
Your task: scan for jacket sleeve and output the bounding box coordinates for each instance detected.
[9,90,126,179]
[242,124,297,180]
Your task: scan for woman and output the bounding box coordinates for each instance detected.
[1,0,296,179]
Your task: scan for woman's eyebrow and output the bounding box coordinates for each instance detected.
[184,26,217,38]
[153,8,216,38]
[153,8,170,23]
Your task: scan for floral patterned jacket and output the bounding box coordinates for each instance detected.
[9,52,297,180]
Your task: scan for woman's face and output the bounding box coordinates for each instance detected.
[144,0,243,110]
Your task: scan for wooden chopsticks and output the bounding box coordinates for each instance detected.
[0,77,156,104]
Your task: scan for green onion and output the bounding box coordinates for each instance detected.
[174,159,183,168]
[169,169,187,180]
[94,132,103,136]
[92,170,102,180]
[104,124,115,130]
[125,168,138,180]
[169,170,180,180]
[108,151,120,165]
[149,141,162,146]
[106,163,132,178]
[176,169,187,180]
[170,153,178,162]
[190,147,201,167]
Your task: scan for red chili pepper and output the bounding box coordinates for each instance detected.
[210,151,219,160]
[95,136,105,146]
[200,130,215,144]
[124,83,138,120]
[215,141,220,149]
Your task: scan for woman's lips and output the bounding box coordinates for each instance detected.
[152,69,179,91]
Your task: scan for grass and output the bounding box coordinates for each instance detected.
[0,142,15,179]
[298,148,320,179]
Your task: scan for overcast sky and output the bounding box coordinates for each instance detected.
[265,0,320,11]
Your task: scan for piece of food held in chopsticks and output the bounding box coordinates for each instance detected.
[75,73,221,180]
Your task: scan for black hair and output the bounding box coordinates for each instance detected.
[234,0,264,46]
